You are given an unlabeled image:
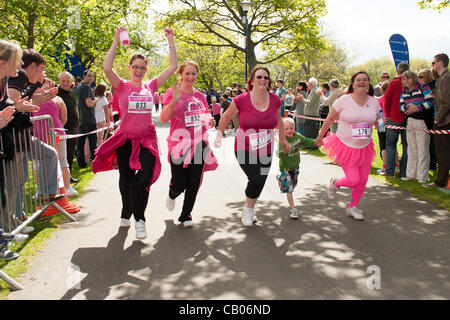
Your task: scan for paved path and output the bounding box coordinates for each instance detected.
[8,118,450,300]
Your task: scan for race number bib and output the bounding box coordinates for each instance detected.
[185,110,212,127]
[352,123,372,140]
[128,94,153,114]
[249,130,272,150]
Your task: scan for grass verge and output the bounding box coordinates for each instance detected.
[301,133,450,211]
[0,163,95,299]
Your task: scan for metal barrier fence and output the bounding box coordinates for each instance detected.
[0,115,77,290]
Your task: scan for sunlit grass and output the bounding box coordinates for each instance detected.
[0,162,95,298]
[301,131,449,211]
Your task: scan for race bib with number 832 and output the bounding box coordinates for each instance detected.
[185,109,211,127]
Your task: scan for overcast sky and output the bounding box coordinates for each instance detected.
[321,0,450,65]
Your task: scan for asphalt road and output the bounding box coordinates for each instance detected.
[8,117,450,300]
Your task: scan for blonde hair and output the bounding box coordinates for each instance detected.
[418,69,434,83]
[177,60,199,83]
[282,117,295,126]
[0,39,22,73]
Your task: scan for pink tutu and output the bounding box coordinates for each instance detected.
[322,134,375,167]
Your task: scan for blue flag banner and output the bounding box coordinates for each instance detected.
[389,34,410,69]
[51,44,86,80]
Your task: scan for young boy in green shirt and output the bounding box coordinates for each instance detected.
[277,118,315,219]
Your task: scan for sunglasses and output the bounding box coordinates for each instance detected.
[432,61,439,66]
[381,76,390,79]
[419,76,424,79]
[256,75,270,80]
[131,65,147,71]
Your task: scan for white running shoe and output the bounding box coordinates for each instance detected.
[135,220,147,239]
[120,218,131,228]
[289,208,299,220]
[20,226,34,234]
[0,247,19,261]
[183,220,194,228]
[346,207,365,220]
[65,186,78,197]
[328,178,338,200]
[241,206,254,227]
[11,233,29,242]
[166,196,175,211]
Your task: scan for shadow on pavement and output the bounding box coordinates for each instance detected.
[61,184,450,300]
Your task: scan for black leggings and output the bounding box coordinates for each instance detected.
[169,160,204,223]
[116,140,155,222]
[235,150,272,199]
[169,142,206,222]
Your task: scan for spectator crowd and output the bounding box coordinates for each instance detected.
[1,35,449,258]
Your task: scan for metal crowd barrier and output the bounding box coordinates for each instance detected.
[0,115,77,290]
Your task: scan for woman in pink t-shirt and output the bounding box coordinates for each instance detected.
[315,71,380,220]
[215,66,290,227]
[154,92,160,113]
[92,26,178,239]
[211,96,221,128]
[161,60,217,228]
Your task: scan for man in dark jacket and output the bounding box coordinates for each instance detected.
[57,71,80,180]
[75,69,97,168]
[430,53,450,192]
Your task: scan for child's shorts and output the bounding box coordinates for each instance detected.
[276,169,299,194]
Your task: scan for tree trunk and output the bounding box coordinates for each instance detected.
[213,67,223,90]
[247,42,257,74]
[302,61,311,79]
[27,12,36,49]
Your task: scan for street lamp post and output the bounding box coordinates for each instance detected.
[241,1,251,83]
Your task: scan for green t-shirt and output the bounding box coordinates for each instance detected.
[278,132,315,170]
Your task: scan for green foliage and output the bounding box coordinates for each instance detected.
[155,0,327,73]
[0,0,157,83]
[345,57,431,87]
[270,40,349,89]
[418,0,450,11]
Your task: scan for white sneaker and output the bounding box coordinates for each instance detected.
[289,208,299,220]
[183,220,194,228]
[120,218,130,228]
[135,220,147,239]
[0,247,19,261]
[65,186,78,197]
[401,177,414,181]
[11,233,29,242]
[328,178,338,200]
[20,226,34,234]
[346,207,365,220]
[241,206,254,226]
[166,196,175,211]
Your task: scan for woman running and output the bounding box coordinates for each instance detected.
[160,60,218,228]
[314,71,380,220]
[214,66,290,226]
[92,27,178,239]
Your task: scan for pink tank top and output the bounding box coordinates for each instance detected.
[115,78,157,138]
[34,99,65,142]
[234,92,281,155]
